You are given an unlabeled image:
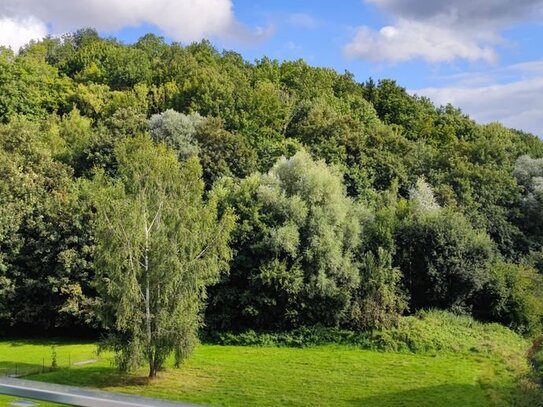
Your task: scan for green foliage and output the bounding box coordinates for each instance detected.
[66,39,152,89]
[474,261,543,335]
[514,155,543,250]
[208,151,363,330]
[92,135,234,376]
[531,342,543,388]
[409,177,440,215]
[525,248,543,274]
[208,310,527,358]
[1,30,543,342]
[396,207,495,312]
[148,109,201,160]
[194,118,257,187]
[0,117,96,330]
[350,248,407,330]
[0,48,73,122]
[51,346,58,369]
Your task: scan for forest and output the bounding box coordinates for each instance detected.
[1,28,543,370]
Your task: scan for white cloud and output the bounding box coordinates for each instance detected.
[0,0,266,47]
[507,60,543,74]
[0,16,47,51]
[344,19,496,63]
[345,0,543,63]
[412,63,543,136]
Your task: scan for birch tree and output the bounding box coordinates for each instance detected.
[93,134,234,377]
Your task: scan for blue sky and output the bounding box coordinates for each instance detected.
[1,0,542,135]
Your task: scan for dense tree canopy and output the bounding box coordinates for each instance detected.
[1,31,543,349]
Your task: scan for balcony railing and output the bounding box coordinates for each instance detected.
[0,377,204,407]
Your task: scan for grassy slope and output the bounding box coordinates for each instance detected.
[23,347,511,407]
[0,313,540,407]
[0,339,540,406]
[0,339,97,407]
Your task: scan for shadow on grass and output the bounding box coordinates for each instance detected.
[349,383,543,407]
[0,361,52,377]
[25,364,543,407]
[3,338,95,347]
[30,366,153,388]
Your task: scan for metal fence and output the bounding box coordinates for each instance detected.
[1,348,100,378]
[1,363,57,378]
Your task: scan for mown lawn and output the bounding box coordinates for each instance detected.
[0,339,539,407]
[0,339,98,407]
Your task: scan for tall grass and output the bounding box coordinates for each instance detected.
[208,310,529,358]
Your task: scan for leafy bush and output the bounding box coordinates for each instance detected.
[349,248,407,330]
[473,261,543,336]
[204,310,528,362]
[207,151,363,331]
[396,208,495,312]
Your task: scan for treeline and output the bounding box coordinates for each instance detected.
[1,29,543,337]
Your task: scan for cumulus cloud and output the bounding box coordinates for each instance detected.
[0,0,267,48]
[344,20,496,63]
[0,16,47,51]
[412,62,543,136]
[345,0,543,63]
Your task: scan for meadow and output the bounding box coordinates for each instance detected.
[1,316,541,407]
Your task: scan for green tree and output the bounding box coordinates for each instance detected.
[513,155,543,250]
[396,206,495,312]
[409,177,440,216]
[473,261,543,335]
[0,117,95,330]
[148,109,202,161]
[65,38,152,89]
[195,118,257,187]
[350,247,407,330]
[208,150,362,330]
[0,48,73,123]
[93,135,233,377]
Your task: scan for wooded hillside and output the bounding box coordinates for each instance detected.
[1,29,543,338]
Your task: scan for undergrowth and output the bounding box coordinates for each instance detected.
[205,310,528,360]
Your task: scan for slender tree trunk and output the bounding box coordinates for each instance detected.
[144,216,154,378]
[149,348,160,378]
[149,360,157,378]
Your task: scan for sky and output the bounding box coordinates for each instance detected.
[0,0,542,136]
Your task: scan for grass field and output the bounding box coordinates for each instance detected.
[0,336,541,407]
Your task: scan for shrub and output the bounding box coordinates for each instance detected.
[204,310,528,362]
[473,261,543,336]
[396,208,495,312]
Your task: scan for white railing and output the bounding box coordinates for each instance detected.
[0,377,204,407]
